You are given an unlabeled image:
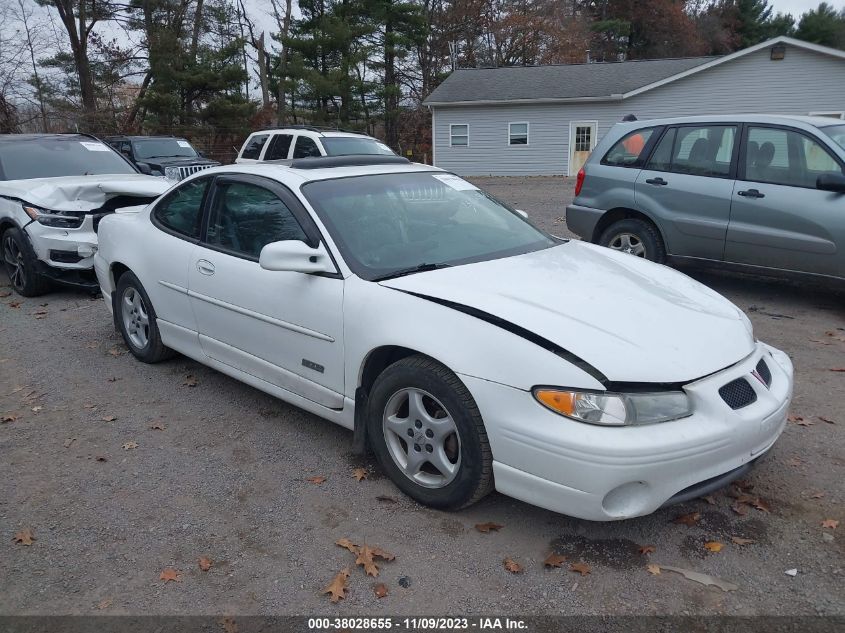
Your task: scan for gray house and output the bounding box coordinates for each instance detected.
[425,36,845,176]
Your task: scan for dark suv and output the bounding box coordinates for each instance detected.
[104,135,219,181]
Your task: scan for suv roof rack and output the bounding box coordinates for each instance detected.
[259,124,362,134]
[288,155,411,170]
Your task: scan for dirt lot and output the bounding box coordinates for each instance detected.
[1,176,843,617]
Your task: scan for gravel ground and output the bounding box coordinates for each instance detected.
[1,176,843,617]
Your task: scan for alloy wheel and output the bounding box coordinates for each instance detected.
[382,388,462,489]
[121,287,150,350]
[3,235,26,291]
[608,232,647,257]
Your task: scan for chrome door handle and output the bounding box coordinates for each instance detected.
[196,260,215,275]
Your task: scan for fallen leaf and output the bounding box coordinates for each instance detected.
[702,494,717,506]
[322,568,350,602]
[788,414,804,423]
[826,330,845,343]
[8,301,21,308]
[107,347,123,357]
[543,553,567,568]
[95,455,108,462]
[787,457,803,467]
[122,441,138,450]
[821,519,839,529]
[647,564,661,576]
[183,375,198,387]
[730,502,748,516]
[704,541,725,553]
[32,309,47,316]
[218,617,238,633]
[159,568,181,583]
[14,528,35,545]
[734,479,754,491]
[198,556,213,571]
[150,422,166,430]
[356,545,381,576]
[570,562,591,576]
[305,475,327,484]
[659,565,737,592]
[731,537,756,546]
[101,415,117,422]
[818,416,835,424]
[336,538,360,554]
[0,291,10,298]
[672,511,701,526]
[31,406,42,413]
[373,583,388,598]
[1,413,19,423]
[784,568,798,577]
[753,497,771,513]
[63,438,77,448]
[810,492,825,499]
[96,598,112,610]
[503,558,524,574]
[474,522,503,533]
[107,377,120,383]
[376,495,397,503]
[830,368,845,372]
[370,546,395,562]
[352,467,368,481]
[796,419,814,427]
[638,545,656,555]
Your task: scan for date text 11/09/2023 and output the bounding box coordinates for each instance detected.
[307,617,528,630]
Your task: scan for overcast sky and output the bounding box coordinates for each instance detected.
[771,0,844,15]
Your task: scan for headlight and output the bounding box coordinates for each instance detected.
[22,204,84,229]
[164,166,181,181]
[533,388,692,426]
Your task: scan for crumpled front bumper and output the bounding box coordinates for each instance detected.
[461,341,793,521]
[24,216,99,287]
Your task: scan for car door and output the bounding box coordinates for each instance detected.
[187,174,345,409]
[635,124,738,261]
[145,177,212,339]
[724,125,844,277]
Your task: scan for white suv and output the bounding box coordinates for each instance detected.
[235,126,395,164]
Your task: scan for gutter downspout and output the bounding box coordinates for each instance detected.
[430,105,436,167]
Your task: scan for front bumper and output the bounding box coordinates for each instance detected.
[565,203,604,241]
[24,216,99,271]
[461,341,793,521]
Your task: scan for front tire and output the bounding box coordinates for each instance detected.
[367,355,493,510]
[2,227,50,297]
[115,271,174,363]
[598,218,666,263]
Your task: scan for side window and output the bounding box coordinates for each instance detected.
[603,127,656,167]
[206,181,308,259]
[646,125,735,177]
[241,134,269,160]
[745,127,843,188]
[265,134,293,161]
[153,178,208,239]
[293,136,321,158]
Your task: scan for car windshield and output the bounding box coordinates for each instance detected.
[822,124,845,151]
[302,172,556,280]
[133,139,198,159]
[321,137,395,156]
[0,137,136,180]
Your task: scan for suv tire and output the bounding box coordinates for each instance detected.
[2,227,51,297]
[599,218,666,263]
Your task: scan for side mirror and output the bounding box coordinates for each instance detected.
[515,209,529,219]
[817,174,845,193]
[136,163,153,175]
[259,240,335,274]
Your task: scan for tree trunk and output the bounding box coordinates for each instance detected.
[257,32,270,108]
[52,0,97,116]
[383,1,398,148]
[276,0,293,125]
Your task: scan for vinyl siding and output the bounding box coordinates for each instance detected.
[432,44,845,176]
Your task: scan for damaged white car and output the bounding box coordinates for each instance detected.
[93,156,794,520]
[0,134,170,296]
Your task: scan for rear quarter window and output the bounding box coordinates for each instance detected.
[602,128,657,167]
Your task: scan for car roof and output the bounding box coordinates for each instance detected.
[616,113,844,131]
[190,160,444,186]
[104,135,185,140]
[0,133,101,143]
[252,128,373,139]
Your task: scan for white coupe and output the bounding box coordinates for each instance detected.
[93,156,793,520]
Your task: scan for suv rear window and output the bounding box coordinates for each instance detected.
[602,128,657,167]
[241,134,269,160]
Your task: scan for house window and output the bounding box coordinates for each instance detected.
[509,122,528,145]
[574,126,593,152]
[450,124,468,147]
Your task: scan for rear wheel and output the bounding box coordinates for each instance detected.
[599,218,666,263]
[367,355,493,510]
[115,271,174,363]
[2,227,50,297]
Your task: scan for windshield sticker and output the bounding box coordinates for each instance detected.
[80,142,111,152]
[432,174,478,191]
[177,140,191,148]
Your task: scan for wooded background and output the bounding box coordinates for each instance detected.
[1,0,844,161]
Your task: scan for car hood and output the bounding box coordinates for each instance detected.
[0,174,170,212]
[379,241,754,384]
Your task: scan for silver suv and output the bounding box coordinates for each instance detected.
[566,115,845,282]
